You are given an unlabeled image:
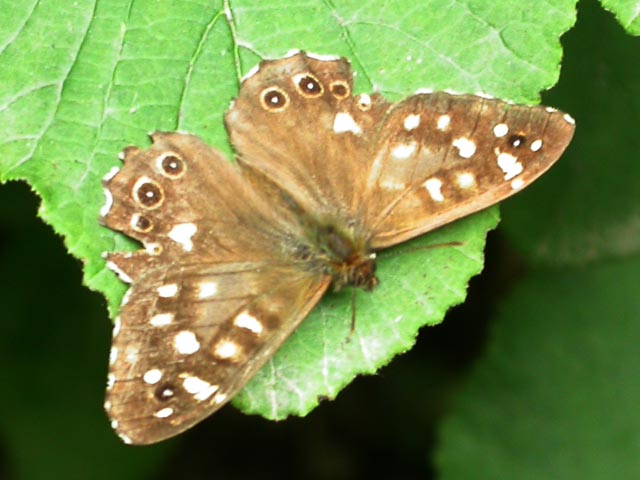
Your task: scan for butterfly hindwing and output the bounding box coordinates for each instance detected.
[105,263,329,445]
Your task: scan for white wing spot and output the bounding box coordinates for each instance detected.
[157,283,179,298]
[234,311,264,335]
[102,166,120,182]
[391,142,416,160]
[403,114,421,131]
[107,373,115,390]
[563,113,576,125]
[357,93,371,110]
[530,139,543,152]
[100,188,113,217]
[214,340,239,360]
[106,261,132,284]
[110,419,119,430]
[424,178,444,202]
[145,242,162,255]
[154,407,174,418]
[546,106,558,113]
[113,316,122,337]
[452,137,477,158]
[174,330,200,355]
[380,179,406,191]
[511,178,525,190]
[437,114,451,131]
[182,375,219,401]
[124,346,138,363]
[109,347,118,365]
[168,223,198,252]
[121,288,132,306]
[493,123,509,137]
[456,172,476,189]
[496,150,524,180]
[150,312,174,327]
[104,400,112,412]
[143,368,163,385]
[214,393,228,404]
[333,112,362,134]
[118,433,133,445]
[197,281,218,299]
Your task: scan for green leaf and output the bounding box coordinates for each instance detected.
[437,256,640,479]
[0,0,575,423]
[599,0,640,34]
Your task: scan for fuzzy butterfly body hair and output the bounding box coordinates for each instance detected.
[100,52,574,445]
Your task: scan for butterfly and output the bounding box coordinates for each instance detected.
[100,51,575,444]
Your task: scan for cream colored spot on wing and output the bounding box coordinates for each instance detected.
[403,114,421,131]
[234,311,264,335]
[121,288,132,306]
[145,242,162,256]
[150,313,174,327]
[157,283,178,298]
[452,137,476,158]
[493,123,509,138]
[182,375,219,401]
[197,281,218,299]
[102,166,120,182]
[214,393,228,404]
[109,347,118,365]
[530,139,543,152]
[107,373,115,390]
[124,346,138,364]
[113,316,122,337]
[496,150,523,180]
[100,188,113,217]
[106,261,132,284]
[214,340,239,360]
[563,113,576,125]
[424,178,444,202]
[168,223,197,252]
[391,142,416,160]
[174,330,200,355]
[457,172,476,189]
[356,93,371,110]
[333,112,362,134]
[154,407,174,418]
[437,114,450,131]
[143,368,163,385]
[380,179,406,191]
[511,178,525,190]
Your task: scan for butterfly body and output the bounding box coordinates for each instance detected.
[101,52,574,444]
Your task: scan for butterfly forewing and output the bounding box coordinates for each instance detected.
[226,54,392,221]
[101,52,574,444]
[365,93,575,247]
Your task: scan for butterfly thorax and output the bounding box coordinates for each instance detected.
[302,222,378,292]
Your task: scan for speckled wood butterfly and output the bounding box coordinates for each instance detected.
[100,52,574,444]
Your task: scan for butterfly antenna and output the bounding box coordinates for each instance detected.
[381,240,464,259]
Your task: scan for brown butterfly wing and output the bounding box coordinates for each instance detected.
[101,132,330,444]
[363,93,575,248]
[226,52,392,225]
